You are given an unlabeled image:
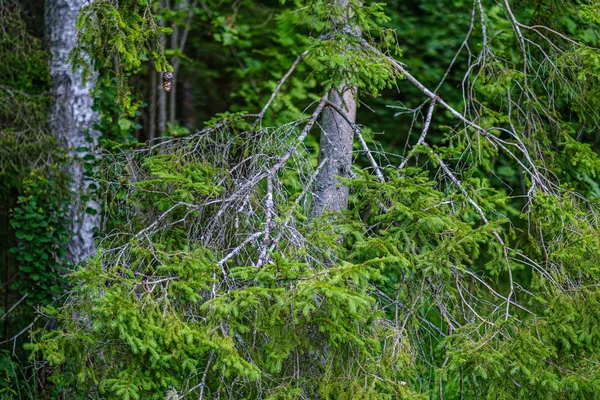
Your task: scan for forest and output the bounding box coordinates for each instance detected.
[2,0,600,398]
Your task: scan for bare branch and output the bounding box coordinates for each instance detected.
[253,49,310,129]
[0,293,28,322]
[398,98,437,170]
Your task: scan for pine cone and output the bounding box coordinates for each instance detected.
[162,72,174,92]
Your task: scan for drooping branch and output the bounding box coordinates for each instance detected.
[381,49,552,194]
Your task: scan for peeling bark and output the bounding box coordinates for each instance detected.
[45,0,99,266]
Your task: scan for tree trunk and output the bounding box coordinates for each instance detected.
[310,0,358,218]
[149,56,157,140]
[182,79,196,130]
[310,88,356,217]
[45,0,99,266]
[158,25,167,134]
[158,71,167,134]
[169,23,178,126]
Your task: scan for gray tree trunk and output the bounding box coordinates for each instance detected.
[310,88,357,217]
[169,23,178,126]
[310,0,358,218]
[158,30,167,134]
[158,73,167,133]
[149,54,157,140]
[46,0,99,266]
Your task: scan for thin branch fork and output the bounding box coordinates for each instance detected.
[211,97,327,227]
[267,97,327,176]
[518,23,584,48]
[398,98,438,170]
[204,97,327,219]
[368,43,550,193]
[233,97,328,199]
[459,268,533,315]
[253,49,310,129]
[178,350,214,399]
[0,316,40,345]
[136,276,180,286]
[256,175,275,267]
[217,231,264,268]
[0,293,28,322]
[133,201,198,240]
[269,156,329,253]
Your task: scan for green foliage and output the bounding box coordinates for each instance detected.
[22,0,600,399]
[93,76,143,142]
[290,0,401,95]
[9,169,73,305]
[0,1,54,183]
[27,122,422,399]
[309,34,398,95]
[71,0,172,106]
[29,244,420,398]
[0,351,36,400]
[443,289,600,399]
[0,2,48,93]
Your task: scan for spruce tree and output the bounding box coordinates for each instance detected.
[26,0,600,398]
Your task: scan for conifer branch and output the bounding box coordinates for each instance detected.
[178,351,214,399]
[424,143,518,319]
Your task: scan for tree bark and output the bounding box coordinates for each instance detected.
[310,0,358,218]
[182,79,196,130]
[149,55,157,140]
[158,71,167,133]
[158,24,167,134]
[45,0,99,266]
[169,23,178,126]
[310,88,356,217]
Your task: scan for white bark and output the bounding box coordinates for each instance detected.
[45,0,99,266]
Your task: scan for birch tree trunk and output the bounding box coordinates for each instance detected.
[45,0,99,266]
[158,29,167,134]
[169,23,178,126]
